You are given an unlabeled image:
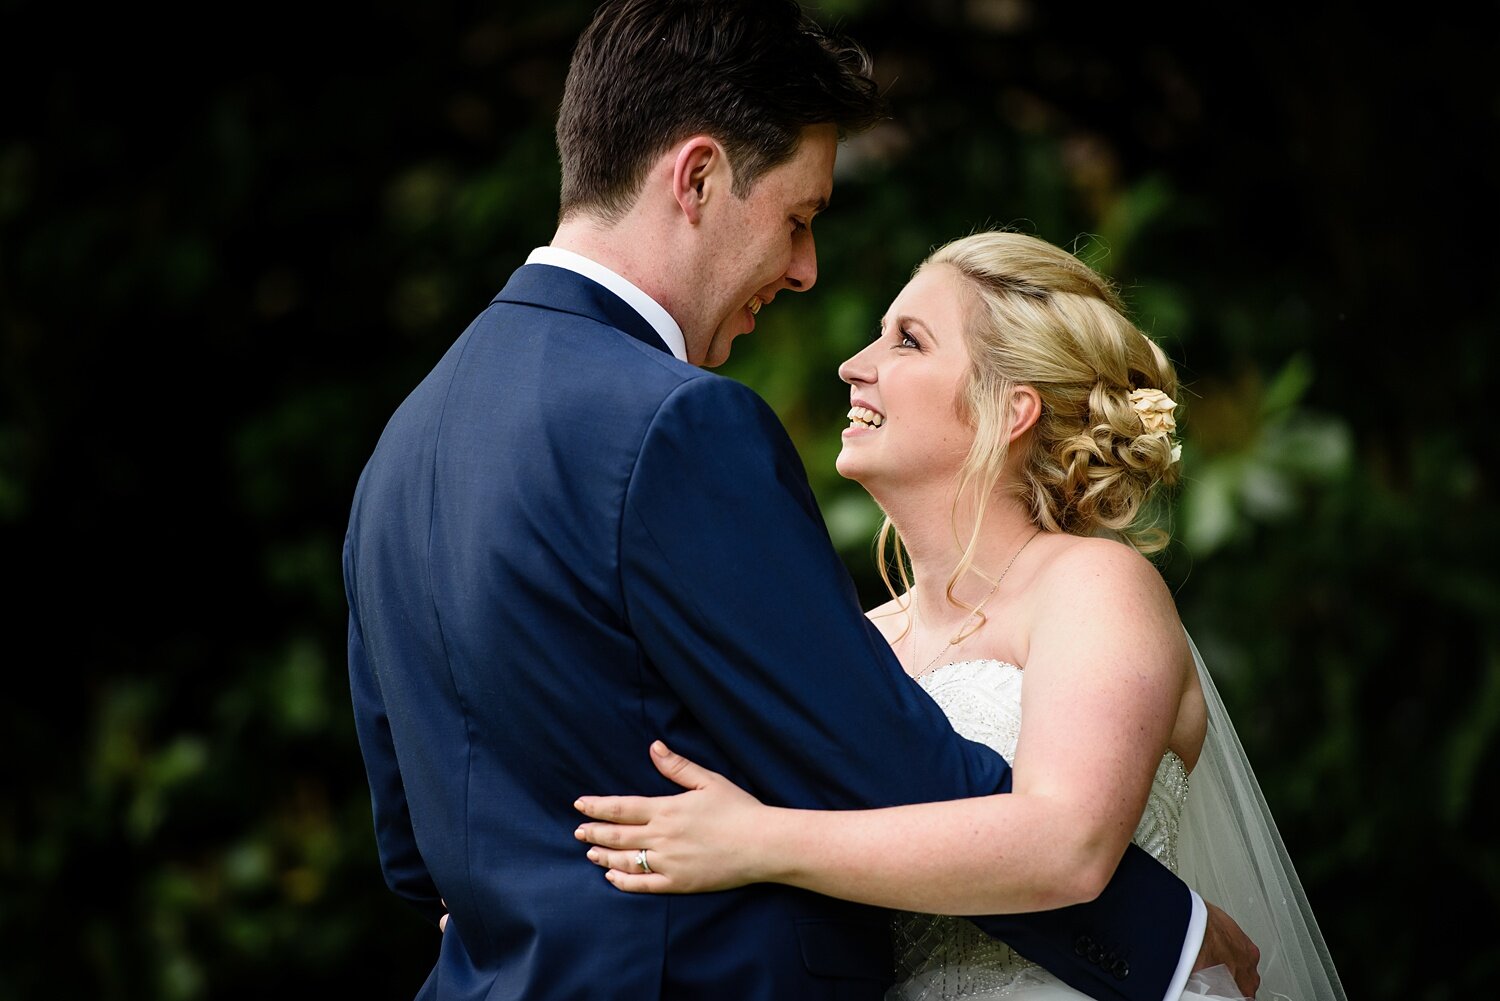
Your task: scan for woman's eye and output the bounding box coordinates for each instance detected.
[898,329,919,349]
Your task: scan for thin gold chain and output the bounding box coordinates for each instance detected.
[911,527,1042,680]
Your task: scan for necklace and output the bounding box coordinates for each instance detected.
[911,527,1042,680]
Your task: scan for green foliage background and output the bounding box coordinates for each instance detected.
[3,1,1494,998]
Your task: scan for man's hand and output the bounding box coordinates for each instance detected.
[1195,900,1260,997]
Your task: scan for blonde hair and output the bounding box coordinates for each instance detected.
[877,230,1182,624]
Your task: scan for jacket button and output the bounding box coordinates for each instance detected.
[1112,960,1130,979]
[1075,935,1091,957]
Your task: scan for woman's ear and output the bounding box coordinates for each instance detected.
[671,135,722,225]
[1007,385,1042,443]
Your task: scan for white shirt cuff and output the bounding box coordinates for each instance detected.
[1163,890,1206,1001]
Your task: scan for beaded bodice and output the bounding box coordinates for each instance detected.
[889,660,1189,1000]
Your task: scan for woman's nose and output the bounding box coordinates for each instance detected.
[838,339,878,385]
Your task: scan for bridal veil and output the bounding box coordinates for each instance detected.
[1177,630,1348,1001]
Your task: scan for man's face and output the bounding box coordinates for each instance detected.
[688,124,837,368]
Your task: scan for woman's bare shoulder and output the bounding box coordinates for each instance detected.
[1035,534,1174,602]
[864,593,911,646]
[1028,533,1187,667]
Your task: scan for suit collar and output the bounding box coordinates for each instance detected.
[492,264,675,357]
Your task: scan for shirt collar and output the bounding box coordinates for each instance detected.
[525,246,688,363]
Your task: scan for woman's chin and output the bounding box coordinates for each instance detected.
[834,452,873,485]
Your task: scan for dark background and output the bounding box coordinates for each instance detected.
[3,1,1495,998]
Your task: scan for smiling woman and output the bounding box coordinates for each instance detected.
[574,230,1346,1001]
[836,261,979,497]
[849,231,1185,631]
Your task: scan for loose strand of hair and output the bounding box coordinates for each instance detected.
[875,518,915,642]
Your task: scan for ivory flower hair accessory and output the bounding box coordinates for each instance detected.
[1128,387,1177,432]
[1128,387,1182,463]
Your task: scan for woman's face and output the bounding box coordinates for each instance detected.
[836,263,977,495]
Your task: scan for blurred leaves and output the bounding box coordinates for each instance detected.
[1179,353,1353,555]
[1,2,1494,1000]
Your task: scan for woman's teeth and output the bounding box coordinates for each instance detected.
[847,406,884,429]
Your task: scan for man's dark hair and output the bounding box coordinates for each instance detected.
[556,0,885,222]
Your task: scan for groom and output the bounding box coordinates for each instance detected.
[343,2,1257,1000]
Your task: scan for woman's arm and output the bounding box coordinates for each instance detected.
[575,540,1192,915]
[577,740,1100,913]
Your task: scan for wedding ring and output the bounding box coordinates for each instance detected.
[634,849,652,873]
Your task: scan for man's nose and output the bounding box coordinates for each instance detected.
[783,231,818,293]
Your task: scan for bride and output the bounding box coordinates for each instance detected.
[573,231,1346,1001]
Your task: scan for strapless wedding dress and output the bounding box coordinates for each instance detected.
[887,659,1245,1001]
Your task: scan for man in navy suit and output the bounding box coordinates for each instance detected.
[342,2,1259,999]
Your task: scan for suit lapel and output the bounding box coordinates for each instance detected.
[492,264,674,356]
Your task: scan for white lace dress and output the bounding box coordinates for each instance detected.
[888,659,1244,1001]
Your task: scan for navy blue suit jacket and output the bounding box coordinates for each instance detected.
[343,263,1192,1001]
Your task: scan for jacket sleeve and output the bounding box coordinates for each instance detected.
[344,529,445,928]
[619,376,1191,1001]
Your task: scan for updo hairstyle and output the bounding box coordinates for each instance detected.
[930,230,1181,553]
[876,230,1183,622]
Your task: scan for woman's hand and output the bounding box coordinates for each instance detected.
[573,740,770,893]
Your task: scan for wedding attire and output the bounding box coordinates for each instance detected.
[343,252,1205,1001]
[888,642,1345,1001]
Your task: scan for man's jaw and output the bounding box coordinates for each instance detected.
[699,294,772,367]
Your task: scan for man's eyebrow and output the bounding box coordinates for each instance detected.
[798,196,829,214]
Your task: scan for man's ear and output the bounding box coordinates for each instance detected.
[1008,385,1042,442]
[672,135,725,224]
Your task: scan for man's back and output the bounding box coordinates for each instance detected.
[345,265,904,999]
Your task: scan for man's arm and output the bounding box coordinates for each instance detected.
[344,530,444,927]
[619,376,1193,1001]
[620,376,1009,812]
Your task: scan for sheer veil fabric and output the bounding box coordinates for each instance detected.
[1177,631,1348,1001]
